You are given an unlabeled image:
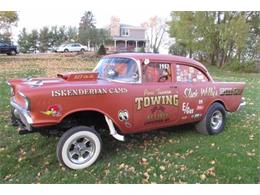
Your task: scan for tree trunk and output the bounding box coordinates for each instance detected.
[189,48,192,58]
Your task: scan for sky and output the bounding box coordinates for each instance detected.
[1,0,259,52]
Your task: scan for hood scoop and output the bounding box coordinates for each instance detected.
[57,72,98,81]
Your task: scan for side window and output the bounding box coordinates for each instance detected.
[143,62,172,83]
[176,64,208,83]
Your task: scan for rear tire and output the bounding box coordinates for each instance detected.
[56,126,102,170]
[64,49,69,52]
[195,102,226,135]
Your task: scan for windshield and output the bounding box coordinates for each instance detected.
[95,57,140,83]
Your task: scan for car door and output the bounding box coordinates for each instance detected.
[176,64,211,122]
[132,61,179,132]
[73,44,81,52]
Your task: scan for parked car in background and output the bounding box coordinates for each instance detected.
[0,42,19,55]
[56,43,88,53]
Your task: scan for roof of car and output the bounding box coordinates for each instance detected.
[106,53,207,72]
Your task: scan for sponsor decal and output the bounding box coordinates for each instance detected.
[196,99,204,110]
[184,88,199,98]
[196,105,204,111]
[145,106,169,125]
[191,113,202,119]
[51,87,128,97]
[118,109,132,128]
[184,87,218,98]
[135,95,179,111]
[219,88,242,96]
[200,87,218,97]
[159,63,170,70]
[182,102,194,114]
[118,110,129,121]
[181,115,188,120]
[42,104,62,117]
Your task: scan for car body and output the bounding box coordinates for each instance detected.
[0,42,19,55]
[56,43,88,53]
[7,53,246,169]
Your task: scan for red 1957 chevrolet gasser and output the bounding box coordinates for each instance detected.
[7,53,246,169]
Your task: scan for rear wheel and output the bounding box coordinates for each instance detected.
[195,102,226,135]
[64,49,69,52]
[56,126,102,170]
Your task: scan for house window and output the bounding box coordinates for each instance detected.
[121,28,129,36]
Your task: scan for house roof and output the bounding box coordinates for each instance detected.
[120,24,145,30]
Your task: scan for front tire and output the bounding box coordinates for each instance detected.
[56,126,102,170]
[195,102,226,135]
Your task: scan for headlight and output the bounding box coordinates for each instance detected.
[18,91,31,110]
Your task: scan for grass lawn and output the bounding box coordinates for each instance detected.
[0,54,259,184]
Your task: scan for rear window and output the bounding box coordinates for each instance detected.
[176,64,208,83]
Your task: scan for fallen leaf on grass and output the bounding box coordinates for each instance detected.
[159,166,166,171]
[140,158,149,166]
[206,167,216,177]
[118,163,125,170]
[246,152,255,156]
[143,172,150,180]
[200,174,206,180]
[210,160,216,165]
[4,174,12,181]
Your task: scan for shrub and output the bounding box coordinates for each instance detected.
[97,44,106,55]
[225,59,258,73]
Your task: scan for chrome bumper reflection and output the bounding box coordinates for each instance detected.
[10,100,33,131]
[236,97,246,112]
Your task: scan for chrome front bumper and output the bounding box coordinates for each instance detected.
[236,97,246,112]
[10,100,33,131]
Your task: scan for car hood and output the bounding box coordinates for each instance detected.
[7,71,127,96]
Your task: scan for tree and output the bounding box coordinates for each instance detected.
[18,28,39,53]
[0,11,18,42]
[142,16,167,53]
[66,26,78,42]
[29,29,39,52]
[79,11,96,48]
[168,11,256,68]
[39,27,50,52]
[18,28,30,53]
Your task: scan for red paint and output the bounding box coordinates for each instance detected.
[8,53,245,134]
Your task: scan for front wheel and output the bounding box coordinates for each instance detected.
[195,102,226,135]
[56,126,102,170]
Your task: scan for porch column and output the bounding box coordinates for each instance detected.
[114,40,117,51]
[125,40,127,49]
[135,41,138,52]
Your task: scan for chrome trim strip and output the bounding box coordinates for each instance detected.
[10,100,33,125]
[18,91,30,110]
[104,115,125,141]
[236,97,246,112]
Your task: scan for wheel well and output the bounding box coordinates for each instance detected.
[211,100,227,111]
[58,111,109,131]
